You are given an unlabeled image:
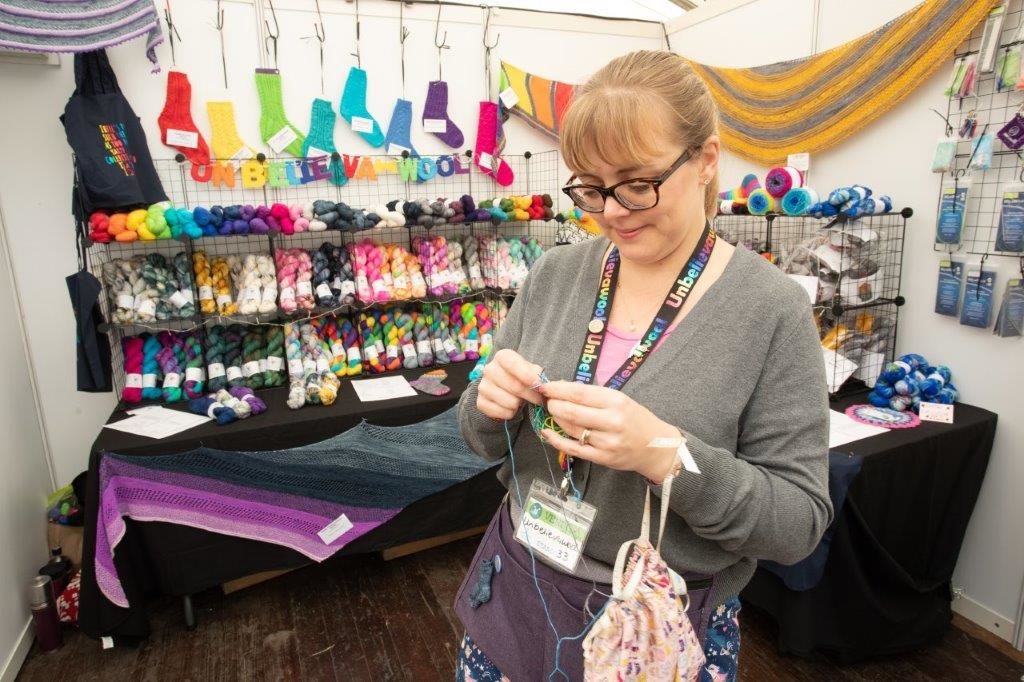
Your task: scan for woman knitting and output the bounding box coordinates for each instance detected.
[456,51,831,681]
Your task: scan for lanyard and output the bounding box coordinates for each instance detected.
[555,222,717,489]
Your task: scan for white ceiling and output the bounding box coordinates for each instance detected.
[439,0,691,22]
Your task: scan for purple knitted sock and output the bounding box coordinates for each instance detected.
[422,80,464,149]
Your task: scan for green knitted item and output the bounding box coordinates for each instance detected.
[254,69,306,157]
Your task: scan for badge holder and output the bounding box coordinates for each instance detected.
[515,479,598,573]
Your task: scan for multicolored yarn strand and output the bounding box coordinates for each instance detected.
[189,396,238,426]
[229,386,268,416]
[339,317,363,376]
[396,307,418,369]
[432,304,451,365]
[446,303,466,363]
[359,311,386,374]
[381,309,403,371]
[460,302,480,361]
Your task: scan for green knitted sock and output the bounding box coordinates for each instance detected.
[254,68,306,157]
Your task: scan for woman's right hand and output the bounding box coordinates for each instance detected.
[476,349,545,420]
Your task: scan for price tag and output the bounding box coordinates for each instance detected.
[316,355,330,374]
[306,146,332,159]
[469,264,482,281]
[185,367,203,382]
[424,117,448,133]
[280,286,295,302]
[198,285,214,301]
[371,279,388,296]
[382,270,394,287]
[142,374,158,388]
[375,339,385,355]
[416,340,431,356]
[303,358,317,374]
[180,289,194,304]
[482,333,493,349]
[216,293,233,308]
[288,358,304,376]
[467,338,479,353]
[364,345,379,361]
[258,358,267,373]
[242,361,260,377]
[514,480,597,573]
[341,280,356,298]
[402,343,416,360]
[116,294,134,310]
[267,356,284,372]
[347,346,361,363]
[411,272,427,291]
[351,116,375,134]
[262,286,278,303]
[443,338,458,355]
[387,143,410,156]
[318,513,353,544]
[125,374,143,389]
[393,274,409,291]
[478,151,495,171]
[162,372,181,389]
[207,363,226,379]
[242,286,259,302]
[297,281,313,298]
[356,274,370,295]
[231,146,253,162]
[166,128,199,148]
[331,340,345,357]
[268,126,298,153]
[226,366,243,382]
[499,87,520,108]
[432,338,445,354]
[316,282,333,300]
[136,298,156,318]
[919,402,955,423]
[386,344,399,360]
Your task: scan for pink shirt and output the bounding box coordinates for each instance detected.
[592,322,680,387]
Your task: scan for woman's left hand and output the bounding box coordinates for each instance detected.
[537,380,680,483]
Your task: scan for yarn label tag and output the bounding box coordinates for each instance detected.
[432,338,445,354]
[424,118,448,133]
[356,274,370,296]
[387,143,410,156]
[297,281,313,298]
[185,367,203,382]
[381,270,394,287]
[267,356,284,372]
[181,289,194,304]
[515,480,596,573]
[417,340,431,356]
[466,339,479,353]
[116,294,134,310]
[318,513,353,544]
[371,280,388,297]
[199,285,214,302]
[303,358,317,375]
[134,296,155,316]
[261,286,277,304]
[142,374,157,388]
[167,290,191,309]
[347,346,361,363]
[499,87,520,108]
[216,294,233,308]
[386,344,400,360]
[469,264,482,282]
[411,272,427,292]
[393,274,409,292]
[341,280,356,298]
[125,373,143,389]
[306,146,331,159]
[402,343,416,360]
[316,356,330,374]
[331,340,345,357]
[242,361,260,378]
[258,358,267,373]
[288,358,303,376]
[226,366,243,382]
[243,286,261,303]
[268,126,298,153]
[207,363,226,379]
[482,333,493,350]
[478,151,495,172]
[443,338,458,355]
[919,402,955,424]
[364,345,379,361]
[166,128,199,148]
[375,339,385,355]
[231,146,253,162]
[316,282,333,300]
[351,116,375,134]
[162,372,181,389]
[280,286,295,303]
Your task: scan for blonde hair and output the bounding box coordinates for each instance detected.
[560,50,720,217]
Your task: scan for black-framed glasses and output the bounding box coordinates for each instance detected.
[561,148,694,213]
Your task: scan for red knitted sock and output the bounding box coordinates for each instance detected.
[158,71,210,166]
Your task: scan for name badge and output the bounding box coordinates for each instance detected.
[515,480,597,573]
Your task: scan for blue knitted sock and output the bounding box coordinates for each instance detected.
[340,67,385,148]
[303,98,346,186]
[384,98,419,157]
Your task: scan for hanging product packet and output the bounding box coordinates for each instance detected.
[931,137,956,173]
[960,266,997,329]
[997,184,1024,252]
[993,277,1024,337]
[997,110,1024,149]
[978,4,1007,74]
[944,56,970,97]
[936,178,970,245]
[996,45,1022,91]
[970,132,994,171]
[935,259,965,317]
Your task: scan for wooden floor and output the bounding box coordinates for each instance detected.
[18,537,1024,681]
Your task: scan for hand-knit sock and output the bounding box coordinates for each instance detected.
[409,369,450,396]
[474,101,514,187]
[254,68,307,157]
[422,80,464,148]
[340,66,386,148]
[207,101,257,161]
[384,98,419,157]
[303,98,347,186]
[158,71,210,166]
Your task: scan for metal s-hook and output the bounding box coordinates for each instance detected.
[264,0,280,69]
[482,5,500,98]
[434,1,450,81]
[399,1,411,97]
[163,0,182,66]
[215,0,227,88]
[351,0,362,69]
[313,0,327,93]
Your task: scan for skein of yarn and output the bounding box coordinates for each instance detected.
[299,322,324,404]
[212,256,238,314]
[189,396,238,426]
[284,322,307,409]
[121,336,144,403]
[192,251,217,314]
[312,245,338,308]
[381,309,403,371]
[223,324,245,388]
[141,333,163,400]
[157,331,184,402]
[182,331,206,399]
[205,325,228,391]
[339,317,363,376]
[461,302,480,360]
[242,326,266,390]
[294,249,315,310]
[275,248,298,313]
[234,254,263,315]
[263,325,287,387]
[256,254,278,314]
[359,311,386,374]
[462,236,485,290]
[413,308,434,368]
[396,307,418,369]
[229,386,268,415]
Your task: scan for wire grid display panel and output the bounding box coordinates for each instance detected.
[941,0,1024,258]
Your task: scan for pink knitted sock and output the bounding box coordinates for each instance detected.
[474,101,514,187]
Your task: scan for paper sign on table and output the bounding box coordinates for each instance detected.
[104,408,210,439]
[919,402,955,423]
[350,375,417,402]
[828,409,887,448]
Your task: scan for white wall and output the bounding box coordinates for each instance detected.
[0,206,54,679]
[0,1,663,489]
[671,0,1024,641]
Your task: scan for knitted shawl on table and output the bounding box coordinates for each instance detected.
[95,406,494,608]
[0,0,162,72]
[499,0,998,166]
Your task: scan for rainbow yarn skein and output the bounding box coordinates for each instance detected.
[413,309,434,368]
[381,309,403,371]
[339,317,363,376]
[182,331,206,399]
[299,322,323,404]
[156,331,184,403]
[396,307,418,369]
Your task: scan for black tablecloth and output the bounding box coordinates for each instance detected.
[742,393,997,663]
[80,363,506,642]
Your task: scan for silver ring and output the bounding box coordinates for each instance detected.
[578,428,592,447]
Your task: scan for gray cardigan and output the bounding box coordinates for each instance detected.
[458,236,832,606]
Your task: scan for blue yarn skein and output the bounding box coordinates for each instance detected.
[188,396,238,425]
[193,207,218,236]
